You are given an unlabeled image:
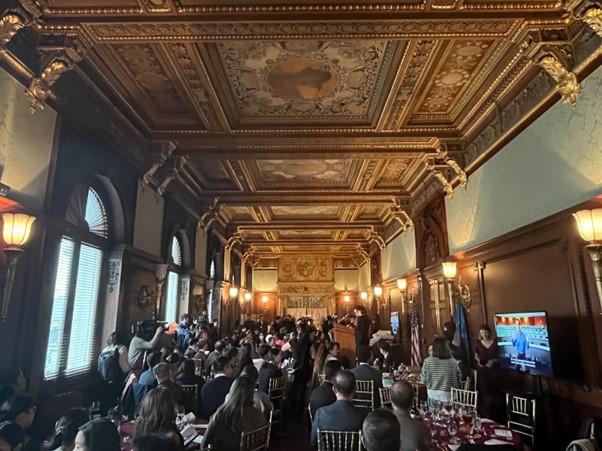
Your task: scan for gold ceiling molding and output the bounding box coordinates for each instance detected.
[27,42,86,112]
[536,53,582,106]
[424,156,468,198]
[71,20,516,42]
[156,156,185,196]
[141,141,176,188]
[198,198,221,232]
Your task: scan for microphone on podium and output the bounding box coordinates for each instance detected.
[338,313,350,324]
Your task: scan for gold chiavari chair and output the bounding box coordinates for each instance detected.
[180,384,199,414]
[268,375,287,432]
[316,429,362,451]
[506,393,536,449]
[353,380,375,411]
[379,387,392,409]
[240,411,273,451]
[451,387,478,410]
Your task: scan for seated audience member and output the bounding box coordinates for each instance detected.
[201,376,268,450]
[390,380,431,451]
[132,434,183,451]
[351,346,383,409]
[311,344,328,388]
[258,347,283,394]
[44,407,89,451]
[374,340,395,372]
[225,365,273,421]
[139,353,161,388]
[420,337,461,404]
[164,353,182,367]
[325,342,341,363]
[309,360,341,419]
[175,360,204,390]
[153,363,184,408]
[129,324,164,374]
[176,314,193,353]
[203,341,224,377]
[231,343,253,379]
[310,370,365,449]
[135,387,183,446]
[183,338,199,360]
[0,394,39,451]
[0,421,24,451]
[192,339,209,364]
[200,357,234,419]
[74,418,120,451]
[0,369,26,395]
[361,409,401,451]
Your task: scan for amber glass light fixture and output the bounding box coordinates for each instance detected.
[1,213,36,320]
[261,294,269,312]
[574,209,602,313]
[442,261,458,280]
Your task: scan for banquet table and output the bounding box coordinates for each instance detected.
[119,419,208,451]
[423,415,522,450]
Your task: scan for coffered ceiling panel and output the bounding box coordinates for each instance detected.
[23,0,599,262]
[254,159,356,188]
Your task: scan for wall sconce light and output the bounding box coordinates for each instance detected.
[225,286,238,307]
[574,209,602,312]
[373,286,383,297]
[242,291,251,311]
[397,278,407,313]
[343,293,351,313]
[261,294,269,312]
[360,291,368,302]
[1,213,36,321]
[442,261,472,313]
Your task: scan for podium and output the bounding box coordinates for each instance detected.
[333,324,356,368]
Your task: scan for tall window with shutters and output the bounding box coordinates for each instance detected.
[44,187,108,380]
[164,236,182,323]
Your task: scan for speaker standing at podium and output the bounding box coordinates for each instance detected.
[354,306,372,350]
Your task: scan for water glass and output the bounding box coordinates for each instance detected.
[447,419,458,444]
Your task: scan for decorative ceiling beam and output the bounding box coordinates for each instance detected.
[199,193,409,205]
[235,223,377,231]
[141,141,176,188]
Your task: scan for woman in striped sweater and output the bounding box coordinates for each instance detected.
[420,336,461,404]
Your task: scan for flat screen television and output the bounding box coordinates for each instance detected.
[390,311,400,335]
[494,311,554,378]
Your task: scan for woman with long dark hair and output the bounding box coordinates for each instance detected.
[201,376,267,450]
[420,336,461,404]
[44,408,89,451]
[135,387,182,446]
[74,418,120,451]
[231,343,253,379]
[311,343,328,388]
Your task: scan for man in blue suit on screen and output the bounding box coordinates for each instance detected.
[512,321,529,360]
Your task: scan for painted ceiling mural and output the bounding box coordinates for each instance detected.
[10,0,600,264]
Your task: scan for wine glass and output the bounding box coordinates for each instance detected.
[472,412,483,438]
[419,401,428,417]
[176,405,185,427]
[443,401,453,415]
[463,409,474,438]
[447,419,458,444]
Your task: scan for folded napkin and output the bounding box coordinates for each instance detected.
[447,445,461,450]
[485,438,512,445]
[494,429,514,438]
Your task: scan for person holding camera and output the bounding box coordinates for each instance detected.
[128,323,164,374]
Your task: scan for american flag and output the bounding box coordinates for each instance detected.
[411,300,423,366]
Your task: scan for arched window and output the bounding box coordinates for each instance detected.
[44,186,109,380]
[165,235,182,323]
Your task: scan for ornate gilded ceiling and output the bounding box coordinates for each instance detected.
[2,0,602,265]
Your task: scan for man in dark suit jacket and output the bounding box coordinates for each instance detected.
[309,360,342,419]
[203,340,224,376]
[154,362,185,407]
[375,339,396,372]
[354,306,371,349]
[258,347,283,394]
[351,346,383,409]
[361,409,401,451]
[311,370,365,449]
[200,356,233,419]
[391,379,431,451]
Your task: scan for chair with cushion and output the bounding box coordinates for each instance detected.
[451,387,478,410]
[379,387,392,409]
[316,429,362,451]
[240,411,272,451]
[352,380,375,411]
[506,393,536,449]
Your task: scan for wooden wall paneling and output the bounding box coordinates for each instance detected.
[448,204,602,447]
[335,291,356,319]
[253,293,277,323]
